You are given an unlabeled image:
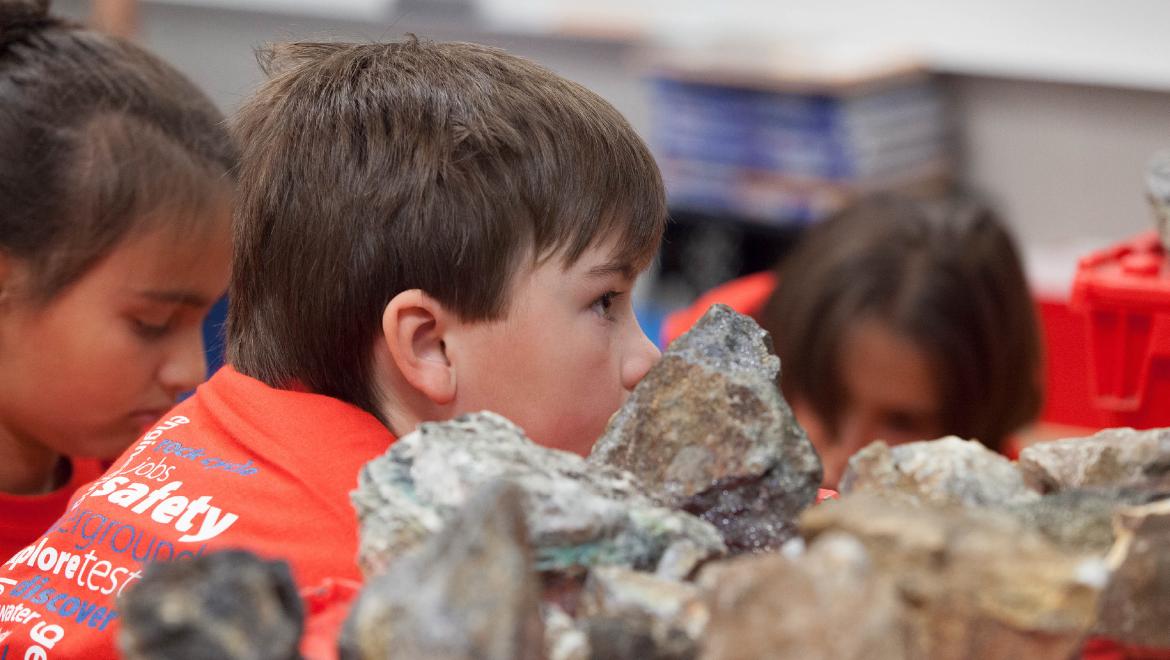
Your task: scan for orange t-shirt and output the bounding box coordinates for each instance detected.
[0,458,105,563]
[661,271,777,347]
[0,366,395,659]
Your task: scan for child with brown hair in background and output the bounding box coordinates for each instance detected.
[0,0,234,560]
[0,35,664,658]
[665,194,1042,487]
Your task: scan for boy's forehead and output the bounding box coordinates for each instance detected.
[543,237,649,278]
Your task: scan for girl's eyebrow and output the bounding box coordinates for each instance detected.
[135,289,213,307]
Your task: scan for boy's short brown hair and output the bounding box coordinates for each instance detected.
[761,194,1042,451]
[227,37,667,418]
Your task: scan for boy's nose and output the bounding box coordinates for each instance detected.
[621,330,662,392]
[159,332,208,398]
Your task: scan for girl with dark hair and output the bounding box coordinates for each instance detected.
[0,0,236,558]
[664,194,1042,487]
[762,195,1041,486]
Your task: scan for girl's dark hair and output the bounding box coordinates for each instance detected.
[761,194,1042,452]
[0,0,235,300]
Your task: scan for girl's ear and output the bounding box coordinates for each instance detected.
[381,289,456,405]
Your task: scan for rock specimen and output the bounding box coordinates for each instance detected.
[573,566,706,659]
[840,436,1039,507]
[699,532,905,660]
[1002,488,1167,556]
[799,494,1106,660]
[118,550,303,660]
[544,605,590,660]
[352,412,725,578]
[590,304,821,553]
[582,614,696,660]
[579,566,707,643]
[340,481,544,660]
[1097,498,1170,647]
[1018,427,1170,493]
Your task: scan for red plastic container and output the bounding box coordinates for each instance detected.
[1071,230,1170,428]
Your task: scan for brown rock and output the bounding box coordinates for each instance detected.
[1018,427,1170,493]
[590,304,821,553]
[800,494,1106,660]
[699,532,905,660]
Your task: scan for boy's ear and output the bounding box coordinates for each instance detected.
[381,289,457,405]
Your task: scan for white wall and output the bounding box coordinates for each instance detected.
[52,0,1170,250]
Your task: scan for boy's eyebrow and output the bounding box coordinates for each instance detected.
[135,290,214,307]
[586,260,636,280]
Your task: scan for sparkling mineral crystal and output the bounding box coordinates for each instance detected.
[1097,498,1170,647]
[340,481,543,660]
[352,412,726,578]
[1018,427,1170,493]
[590,304,821,553]
[800,494,1106,660]
[840,436,1039,507]
[699,532,905,660]
[118,550,303,660]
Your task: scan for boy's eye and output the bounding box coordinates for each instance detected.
[591,291,621,320]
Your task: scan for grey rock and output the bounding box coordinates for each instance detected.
[579,566,707,643]
[118,550,303,660]
[340,481,544,660]
[800,494,1107,660]
[1097,497,1170,647]
[699,532,905,660]
[544,605,590,660]
[353,412,726,577]
[840,437,1039,507]
[582,614,695,660]
[1003,488,1169,556]
[590,304,821,553]
[1018,427,1170,493]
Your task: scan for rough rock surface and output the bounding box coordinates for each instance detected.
[699,532,905,660]
[1003,488,1168,556]
[579,566,706,647]
[840,437,1039,507]
[590,304,821,553]
[582,614,696,660]
[340,481,543,660]
[800,494,1106,660]
[580,567,706,637]
[352,412,725,578]
[1097,498,1170,647]
[118,550,303,660]
[1018,428,1170,493]
[544,605,590,660]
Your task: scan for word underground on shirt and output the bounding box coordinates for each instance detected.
[73,477,237,544]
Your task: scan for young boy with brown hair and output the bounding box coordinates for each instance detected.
[0,37,664,658]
